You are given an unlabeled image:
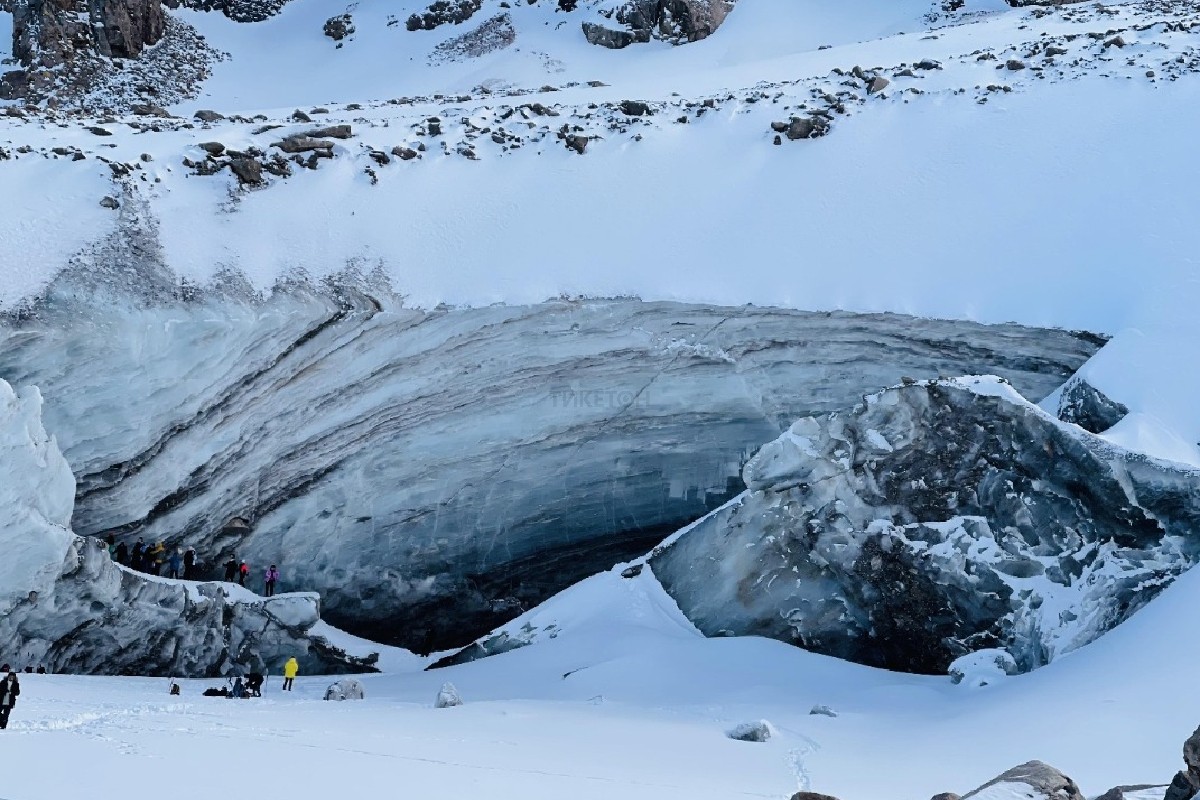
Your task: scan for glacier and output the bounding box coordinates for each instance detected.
[0,265,1102,652]
[0,375,373,676]
[650,376,1200,674]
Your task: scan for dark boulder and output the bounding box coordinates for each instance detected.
[228,157,264,185]
[581,21,651,49]
[323,13,354,41]
[962,761,1083,800]
[1056,377,1129,433]
[1164,725,1200,800]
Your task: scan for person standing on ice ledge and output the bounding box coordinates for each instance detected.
[282,657,299,691]
[167,548,184,579]
[0,664,21,729]
[264,564,280,597]
[238,561,250,586]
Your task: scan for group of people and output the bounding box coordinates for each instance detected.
[105,534,283,597]
[107,536,199,580]
[222,558,282,596]
[0,657,304,730]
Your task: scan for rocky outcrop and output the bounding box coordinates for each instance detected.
[961,761,1083,800]
[0,378,372,677]
[1164,726,1200,800]
[3,0,165,97]
[652,377,1200,674]
[0,266,1101,654]
[1099,787,1169,800]
[161,0,292,23]
[406,0,482,32]
[584,0,735,49]
[1057,376,1129,433]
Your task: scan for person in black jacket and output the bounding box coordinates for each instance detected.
[115,541,129,565]
[130,539,146,571]
[223,557,238,583]
[183,547,197,580]
[0,665,21,729]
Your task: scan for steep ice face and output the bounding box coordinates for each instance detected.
[651,376,1200,674]
[0,376,373,676]
[0,268,1102,652]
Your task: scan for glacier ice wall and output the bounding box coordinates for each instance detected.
[651,376,1200,674]
[0,376,373,677]
[0,266,1103,651]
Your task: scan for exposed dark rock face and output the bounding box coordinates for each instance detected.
[406,0,482,32]
[962,762,1084,800]
[1057,376,1130,433]
[3,0,165,96]
[1164,726,1200,800]
[584,0,735,48]
[162,0,292,23]
[0,265,1102,654]
[429,12,515,64]
[652,377,1200,674]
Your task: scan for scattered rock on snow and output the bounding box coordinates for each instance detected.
[929,795,961,800]
[435,682,464,708]
[323,14,355,42]
[727,720,774,742]
[323,678,365,701]
[961,761,1084,800]
[790,793,842,800]
[198,142,226,156]
[1098,786,1169,800]
[307,124,353,139]
[1006,59,1027,70]
[99,196,120,210]
[809,705,838,718]
[228,157,264,185]
[867,76,890,94]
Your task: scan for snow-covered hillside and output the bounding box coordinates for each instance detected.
[6,552,1200,800]
[2,1,1200,796]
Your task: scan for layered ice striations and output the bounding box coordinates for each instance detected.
[652,377,1200,674]
[0,377,372,677]
[0,267,1103,652]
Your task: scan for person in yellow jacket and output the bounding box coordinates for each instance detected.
[282,657,299,692]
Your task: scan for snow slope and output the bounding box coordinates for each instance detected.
[2,1,1198,470]
[4,557,1200,799]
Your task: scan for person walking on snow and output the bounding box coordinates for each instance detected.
[264,565,280,597]
[183,547,197,580]
[282,657,298,692]
[224,557,238,583]
[167,548,184,579]
[238,561,249,587]
[0,665,21,730]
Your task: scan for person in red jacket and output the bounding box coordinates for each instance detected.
[238,561,249,587]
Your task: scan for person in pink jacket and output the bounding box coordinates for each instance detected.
[264,564,280,597]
